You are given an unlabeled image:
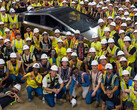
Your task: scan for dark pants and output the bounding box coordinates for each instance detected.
[2,77,13,88]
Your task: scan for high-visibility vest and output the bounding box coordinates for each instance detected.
[6,60,21,76]
[9,15,19,29]
[110,30,116,38]
[43,73,59,94]
[63,39,73,49]
[12,39,24,54]
[98,26,106,40]
[11,30,20,38]
[33,35,42,48]
[4,35,15,41]
[118,38,125,51]
[132,38,137,55]
[98,48,107,57]
[30,45,35,53]
[24,32,33,40]
[32,3,41,7]
[22,53,33,67]
[106,10,115,19]
[48,57,60,67]
[0,13,8,27]
[127,45,136,63]
[72,38,78,48]
[119,66,132,79]
[69,59,82,70]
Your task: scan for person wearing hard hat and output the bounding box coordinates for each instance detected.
[98,38,107,57]
[43,0,51,8]
[39,53,51,76]
[3,39,19,61]
[107,38,119,68]
[71,30,80,48]
[69,52,83,70]
[4,28,15,41]
[40,31,52,56]
[25,37,35,54]
[98,55,107,74]
[42,65,66,107]
[84,47,99,73]
[103,27,111,40]
[0,59,13,90]
[12,33,25,55]
[101,63,119,96]
[24,26,34,40]
[21,63,43,102]
[118,30,125,51]
[55,39,66,59]
[73,35,88,61]
[90,34,101,56]
[77,1,86,14]
[86,60,102,107]
[69,67,90,102]
[0,22,6,37]
[102,86,121,110]
[66,48,72,61]
[97,18,106,40]
[31,0,41,7]
[115,16,121,33]
[123,36,136,69]
[63,31,73,49]
[21,45,36,73]
[7,52,25,83]
[120,70,134,109]
[119,57,135,80]
[10,24,20,39]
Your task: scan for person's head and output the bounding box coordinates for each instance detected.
[109,22,116,31]
[32,63,40,74]
[41,54,48,64]
[91,60,98,72]
[98,18,104,27]
[42,31,49,39]
[121,23,127,31]
[26,38,32,46]
[0,59,5,69]
[57,39,63,47]
[100,55,107,65]
[0,22,4,29]
[108,38,115,49]
[88,48,96,57]
[78,35,84,44]
[0,7,6,15]
[5,28,10,36]
[54,29,60,38]
[12,84,21,93]
[133,75,137,88]
[101,39,107,49]
[104,27,110,37]
[4,39,11,47]
[108,4,113,11]
[134,30,137,38]
[126,17,132,26]
[125,101,134,110]
[71,52,77,62]
[117,50,125,60]
[61,57,69,67]
[92,34,98,42]
[10,53,17,63]
[0,36,3,44]
[105,86,113,97]
[45,0,48,4]
[26,26,31,33]
[118,8,124,15]
[10,8,15,15]
[119,30,125,39]
[23,45,30,55]
[74,30,80,39]
[51,49,57,58]
[120,57,128,68]
[33,28,39,37]
[105,63,113,75]
[97,5,102,12]
[71,67,79,76]
[50,65,58,77]
[67,48,72,57]
[80,1,84,7]
[122,70,130,84]
[66,31,71,40]
[71,1,76,7]
[123,36,131,47]
[15,33,21,40]
[107,16,113,24]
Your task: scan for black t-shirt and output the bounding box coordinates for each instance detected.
[102,94,120,110]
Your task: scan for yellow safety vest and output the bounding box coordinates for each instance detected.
[98,48,107,57]
[0,14,8,27]
[132,38,137,55]
[32,3,41,7]
[119,66,132,79]
[6,60,21,76]
[52,36,63,48]
[63,39,73,49]
[30,45,35,53]
[9,15,19,29]
[33,35,42,48]
[43,73,59,94]
[69,59,82,70]
[127,45,136,63]
[24,32,33,40]
[118,38,125,51]
[106,10,115,19]
[12,39,24,54]
[110,30,116,38]
[98,26,106,40]
[72,38,78,48]
[48,57,60,67]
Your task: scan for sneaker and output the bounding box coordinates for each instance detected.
[94,101,99,108]
[28,98,32,102]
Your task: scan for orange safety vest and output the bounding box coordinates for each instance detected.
[4,35,15,41]
[11,30,20,38]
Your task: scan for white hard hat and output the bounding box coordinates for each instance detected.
[80,1,84,4]
[33,28,39,33]
[66,31,72,36]
[124,11,129,16]
[26,37,32,41]
[134,30,137,33]
[120,57,127,62]
[98,18,104,24]
[62,57,68,62]
[16,0,20,2]
[42,31,48,35]
[75,30,80,34]
[4,39,10,43]
[135,22,137,25]
[71,1,76,4]
[107,16,113,20]
[100,55,107,60]
[0,36,3,40]
[130,5,135,8]
[0,59,5,65]
[41,53,48,59]
[96,4,101,8]
[55,29,60,33]
[105,63,113,69]
[12,1,16,4]
[88,2,92,6]
[71,52,77,57]
[5,28,10,32]
[124,7,128,10]
[118,8,123,11]
[133,75,137,81]
[121,17,126,20]
[23,45,29,50]
[67,48,72,53]
[126,17,131,21]
[92,34,98,39]
[58,39,63,43]
[122,70,129,76]
[71,98,77,108]
[104,27,110,32]
[134,8,137,12]
[101,39,107,44]
[89,47,96,53]
[84,0,88,2]
[0,0,2,3]
[10,53,17,58]
[10,8,15,13]
[0,7,5,11]
[92,1,96,5]
[33,63,40,68]
[91,60,98,65]
[110,22,116,27]
[0,22,4,25]
[106,0,110,2]
[123,36,131,42]
[135,13,137,17]
[109,3,113,6]
[27,6,33,11]
[119,30,125,34]
[121,23,127,27]
[50,65,58,71]
[14,84,21,91]
[117,50,124,56]
[125,0,130,2]
[108,38,114,43]
[99,1,103,5]
[63,0,67,3]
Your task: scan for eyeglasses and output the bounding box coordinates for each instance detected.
[52,51,56,54]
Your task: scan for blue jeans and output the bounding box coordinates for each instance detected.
[86,88,102,104]
[45,86,66,107]
[9,74,25,83]
[27,86,43,99]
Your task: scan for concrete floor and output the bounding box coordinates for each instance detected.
[4,83,102,110]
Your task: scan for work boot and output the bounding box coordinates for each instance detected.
[28,98,32,102]
[94,101,99,108]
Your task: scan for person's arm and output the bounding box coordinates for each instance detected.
[101,78,106,94]
[65,76,71,89]
[111,77,119,94]
[120,90,123,109]
[1,71,9,83]
[81,74,91,87]
[124,46,136,57]
[21,73,31,80]
[102,101,106,110]
[69,76,75,100]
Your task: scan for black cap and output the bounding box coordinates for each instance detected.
[15,33,21,36]
[125,101,134,108]
[78,35,84,41]
[105,86,112,90]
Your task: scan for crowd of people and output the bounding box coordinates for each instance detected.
[1,0,137,110]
